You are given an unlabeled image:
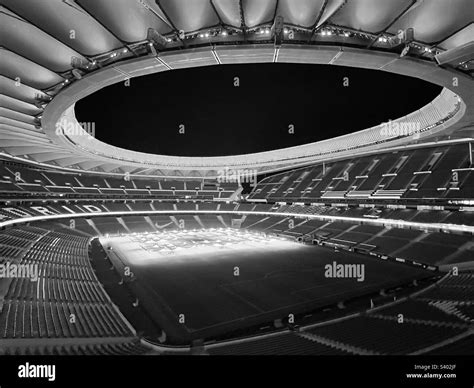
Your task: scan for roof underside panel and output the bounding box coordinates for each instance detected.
[0,11,86,73]
[276,0,324,28]
[50,155,92,167]
[2,146,62,157]
[212,0,242,27]
[0,95,43,116]
[158,0,220,32]
[77,0,173,43]
[75,160,109,170]
[241,0,277,28]
[0,107,36,125]
[329,0,414,33]
[0,76,49,104]
[387,0,474,44]
[0,0,123,56]
[0,118,37,132]
[438,23,474,50]
[0,128,49,142]
[316,0,347,29]
[0,49,64,90]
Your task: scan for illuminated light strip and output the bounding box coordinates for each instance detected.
[1,210,473,235]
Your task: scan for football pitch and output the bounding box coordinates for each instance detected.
[100,229,433,340]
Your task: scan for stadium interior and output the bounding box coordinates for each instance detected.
[0,0,473,357]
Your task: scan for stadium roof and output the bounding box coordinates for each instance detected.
[1,0,473,178]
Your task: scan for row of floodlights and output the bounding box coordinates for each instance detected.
[191,28,345,39]
[58,26,439,91]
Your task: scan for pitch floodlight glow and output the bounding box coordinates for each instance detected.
[100,228,297,265]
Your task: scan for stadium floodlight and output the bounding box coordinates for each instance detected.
[148,42,157,56]
[70,56,95,79]
[71,69,82,80]
[388,28,414,47]
[147,28,169,51]
[33,94,52,109]
[435,41,474,67]
[271,16,284,46]
[71,56,90,70]
[33,117,42,130]
[400,45,411,58]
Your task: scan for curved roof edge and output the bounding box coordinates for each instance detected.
[37,45,472,177]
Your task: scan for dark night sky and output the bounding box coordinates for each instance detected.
[75,63,441,157]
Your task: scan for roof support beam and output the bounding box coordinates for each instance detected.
[238,0,247,39]
[209,0,225,28]
[155,0,186,48]
[367,0,419,49]
[308,0,347,42]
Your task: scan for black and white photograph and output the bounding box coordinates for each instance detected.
[0,0,473,386]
